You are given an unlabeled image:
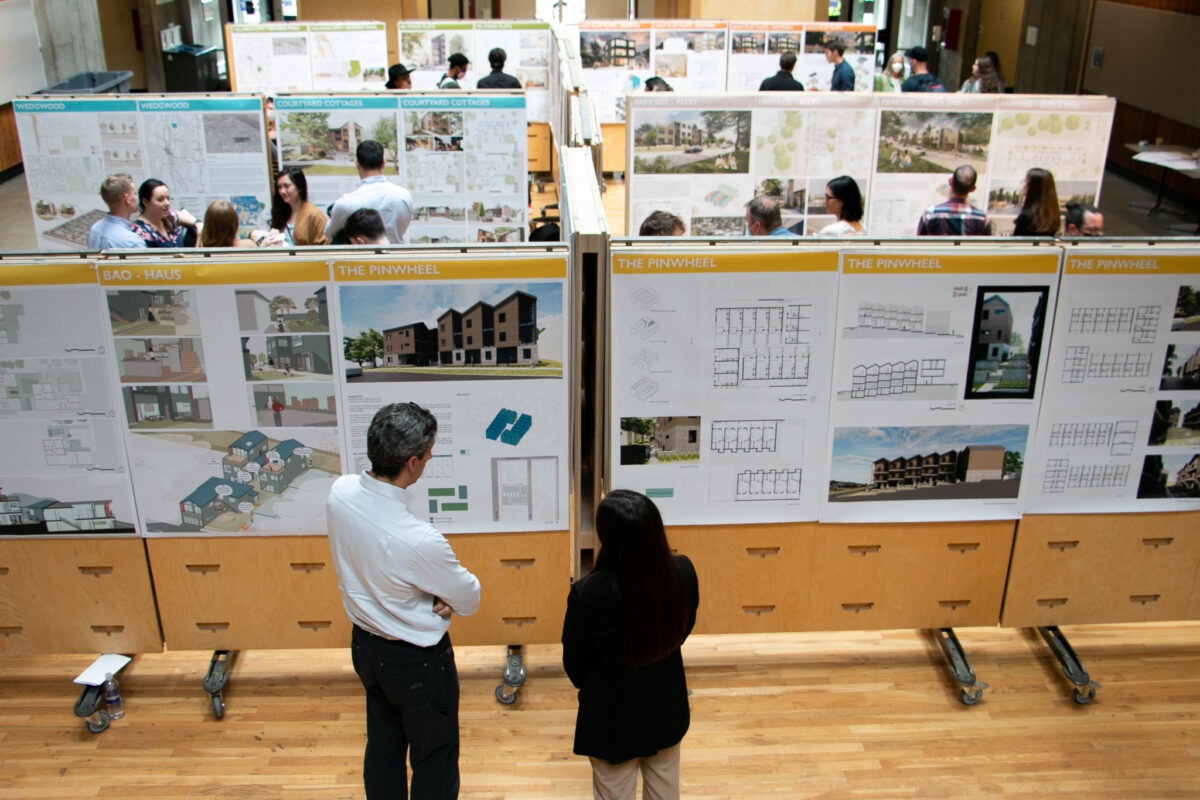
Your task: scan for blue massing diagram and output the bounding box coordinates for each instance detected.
[486,408,533,445]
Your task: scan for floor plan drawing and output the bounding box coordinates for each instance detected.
[710,419,781,453]
[1068,305,1160,344]
[1041,458,1130,493]
[712,304,812,388]
[1061,346,1154,383]
[1048,420,1138,456]
[492,455,559,523]
[735,467,802,501]
[0,358,112,415]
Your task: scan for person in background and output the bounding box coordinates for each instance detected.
[985,51,1007,92]
[132,178,198,247]
[1013,167,1061,237]
[87,174,146,249]
[960,56,1001,93]
[817,176,866,237]
[438,53,470,89]
[385,63,413,90]
[343,208,390,245]
[917,165,991,236]
[759,52,805,92]
[562,489,699,800]
[875,51,907,92]
[200,199,255,248]
[476,48,522,89]
[825,41,855,91]
[253,167,328,247]
[643,76,674,92]
[639,210,685,236]
[1063,202,1105,237]
[325,140,414,244]
[327,402,480,800]
[745,195,796,236]
[901,46,945,92]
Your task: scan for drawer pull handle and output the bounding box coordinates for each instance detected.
[0,566,10,576]
[847,545,881,556]
[745,547,780,559]
[500,558,536,571]
[196,622,230,632]
[78,566,113,577]
[1037,598,1068,608]
[502,616,536,627]
[1142,537,1173,549]
[289,562,325,573]
[947,542,979,554]
[0,626,23,637]
[742,605,775,616]
[90,625,125,635]
[1047,540,1079,552]
[298,620,332,630]
[938,600,971,610]
[186,564,221,575]
[841,602,874,613]
[1130,594,1160,606]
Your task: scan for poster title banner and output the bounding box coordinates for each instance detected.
[0,262,97,285]
[842,253,1060,274]
[1065,253,1200,275]
[333,257,567,282]
[613,251,838,274]
[97,260,330,285]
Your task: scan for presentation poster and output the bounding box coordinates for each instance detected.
[99,259,342,537]
[579,20,729,123]
[13,95,273,251]
[626,92,875,238]
[274,93,528,244]
[228,21,389,94]
[822,249,1061,523]
[397,20,552,123]
[0,262,140,538]
[727,22,876,93]
[608,249,840,524]
[1024,251,1200,514]
[332,254,570,534]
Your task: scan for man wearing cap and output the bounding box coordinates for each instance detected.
[384,64,412,90]
[438,54,470,89]
[901,46,945,92]
[476,48,522,89]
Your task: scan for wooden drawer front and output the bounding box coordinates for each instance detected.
[600,123,626,173]
[909,523,1015,629]
[0,539,161,655]
[527,122,551,172]
[1003,514,1200,626]
[670,524,813,634]
[148,537,346,650]
[448,532,568,646]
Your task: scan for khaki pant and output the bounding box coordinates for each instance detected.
[588,743,681,800]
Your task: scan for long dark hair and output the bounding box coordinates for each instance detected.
[593,489,687,668]
[826,175,863,222]
[1021,167,1060,236]
[269,167,309,230]
[137,178,167,213]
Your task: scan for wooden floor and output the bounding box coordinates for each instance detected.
[2,623,1199,798]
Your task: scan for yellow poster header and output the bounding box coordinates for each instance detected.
[333,257,568,282]
[842,253,1059,274]
[1065,253,1200,275]
[612,251,838,274]
[97,260,330,285]
[0,261,95,285]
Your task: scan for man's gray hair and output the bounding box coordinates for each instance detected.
[367,402,437,478]
[746,195,783,232]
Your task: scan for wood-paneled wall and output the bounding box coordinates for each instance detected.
[1105,102,1200,202]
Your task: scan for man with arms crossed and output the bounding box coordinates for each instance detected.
[88,174,147,249]
[324,140,414,244]
[328,402,481,799]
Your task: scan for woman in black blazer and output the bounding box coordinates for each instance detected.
[562,489,700,800]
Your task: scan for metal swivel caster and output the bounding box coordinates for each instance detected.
[494,645,526,705]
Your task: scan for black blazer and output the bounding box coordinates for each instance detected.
[562,555,699,764]
[759,71,805,91]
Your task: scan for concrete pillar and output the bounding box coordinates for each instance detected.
[33,0,108,84]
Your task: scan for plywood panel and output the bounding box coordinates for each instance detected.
[0,103,21,171]
[1002,513,1200,627]
[0,538,161,655]
[601,122,626,174]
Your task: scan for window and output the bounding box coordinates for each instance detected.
[467,336,473,345]
[498,312,506,323]
[499,331,507,342]
[982,310,989,320]
[440,323,445,331]
[466,319,473,328]
[523,348,532,359]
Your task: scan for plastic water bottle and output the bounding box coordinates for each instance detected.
[103,672,125,719]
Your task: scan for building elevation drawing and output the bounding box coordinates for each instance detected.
[382,291,539,367]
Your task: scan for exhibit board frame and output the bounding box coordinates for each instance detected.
[11,94,273,251]
[623,93,1116,239]
[225,21,390,94]
[396,20,554,124]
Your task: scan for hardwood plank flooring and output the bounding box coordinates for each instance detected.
[1,623,1198,798]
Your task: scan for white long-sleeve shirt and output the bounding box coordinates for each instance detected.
[323,176,414,244]
[327,472,480,646]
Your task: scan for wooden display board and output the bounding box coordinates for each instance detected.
[225,22,389,94]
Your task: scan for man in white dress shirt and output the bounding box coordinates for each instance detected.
[327,402,481,799]
[324,140,414,244]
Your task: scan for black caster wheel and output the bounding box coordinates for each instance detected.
[1073,686,1096,705]
[494,685,517,705]
[86,709,111,733]
[211,693,225,719]
[960,687,983,706]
